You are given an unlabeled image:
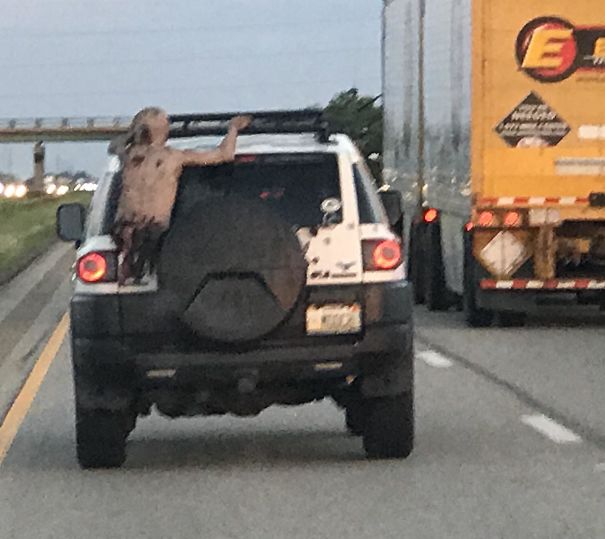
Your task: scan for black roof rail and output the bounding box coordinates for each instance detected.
[168,108,331,142]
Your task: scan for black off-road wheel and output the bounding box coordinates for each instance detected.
[362,391,414,460]
[76,406,129,469]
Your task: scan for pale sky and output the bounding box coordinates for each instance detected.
[0,0,382,178]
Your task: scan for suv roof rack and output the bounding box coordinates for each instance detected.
[168,109,332,143]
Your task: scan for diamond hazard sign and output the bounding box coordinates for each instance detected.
[495,92,571,148]
[480,231,530,278]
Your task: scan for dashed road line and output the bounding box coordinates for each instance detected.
[0,313,69,466]
[416,335,605,450]
[521,414,582,444]
[417,350,454,369]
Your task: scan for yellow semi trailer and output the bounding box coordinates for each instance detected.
[383,0,605,325]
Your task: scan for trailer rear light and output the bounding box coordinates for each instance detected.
[423,208,439,223]
[363,239,402,271]
[77,252,117,283]
[478,211,496,227]
[503,211,522,227]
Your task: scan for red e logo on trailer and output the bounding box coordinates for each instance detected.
[516,17,578,83]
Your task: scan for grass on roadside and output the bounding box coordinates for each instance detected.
[0,193,92,282]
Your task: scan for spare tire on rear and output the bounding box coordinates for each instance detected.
[159,196,307,343]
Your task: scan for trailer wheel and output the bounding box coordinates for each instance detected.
[496,312,527,327]
[424,221,448,311]
[408,223,425,304]
[463,232,494,327]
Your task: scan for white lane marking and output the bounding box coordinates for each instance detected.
[521,414,582,444]
[417,350,453,369]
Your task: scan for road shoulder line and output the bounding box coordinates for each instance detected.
[0,243,71,325]
[0,313,69,466]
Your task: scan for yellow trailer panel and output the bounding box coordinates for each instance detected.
[474,0,605,202]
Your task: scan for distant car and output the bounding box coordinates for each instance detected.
[57,110,414,468]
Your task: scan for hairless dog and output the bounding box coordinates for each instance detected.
[111,107,251,284]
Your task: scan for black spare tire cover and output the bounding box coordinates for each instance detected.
[159,196,307,342]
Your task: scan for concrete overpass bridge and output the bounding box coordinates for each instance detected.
[0,116,132,144]
[0,110,323,190]
[0,116,133,190]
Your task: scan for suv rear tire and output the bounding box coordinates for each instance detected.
[76,407,129,469]
[362,391,414,459]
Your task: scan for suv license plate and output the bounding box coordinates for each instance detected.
[306,304,362,335]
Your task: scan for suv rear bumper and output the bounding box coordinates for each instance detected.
[133,322,410,369]
[71,281,414,407]
[72,321,413,408]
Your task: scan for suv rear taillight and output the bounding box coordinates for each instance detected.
[77,252,118,283]
[362,239,402,271]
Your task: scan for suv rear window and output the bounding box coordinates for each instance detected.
[353,163,386,224]
[174,153,341,227]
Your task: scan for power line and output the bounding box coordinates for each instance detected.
[0,46,378,71]
[0,76,381,102]
[0,17,378,39]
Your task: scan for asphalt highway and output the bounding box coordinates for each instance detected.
[0,245,603,538]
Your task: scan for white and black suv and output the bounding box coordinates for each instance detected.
[57,110,414,468]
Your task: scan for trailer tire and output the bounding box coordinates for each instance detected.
[408,223,425,305]
[496,312,527,327]
[463,232,494,328]
[424,221,448,311]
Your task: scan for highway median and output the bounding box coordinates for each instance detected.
[0,193,91,285]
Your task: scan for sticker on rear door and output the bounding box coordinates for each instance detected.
[494,92,571,148]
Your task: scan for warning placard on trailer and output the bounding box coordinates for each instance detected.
[495,92,571,148]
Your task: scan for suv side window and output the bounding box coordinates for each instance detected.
[87,171,119,237]
[353,163,387,224]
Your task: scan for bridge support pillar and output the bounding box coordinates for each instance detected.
[32,141,45,193]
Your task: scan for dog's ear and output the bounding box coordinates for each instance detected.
[132,123,152,146]
[108,133,131,156]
